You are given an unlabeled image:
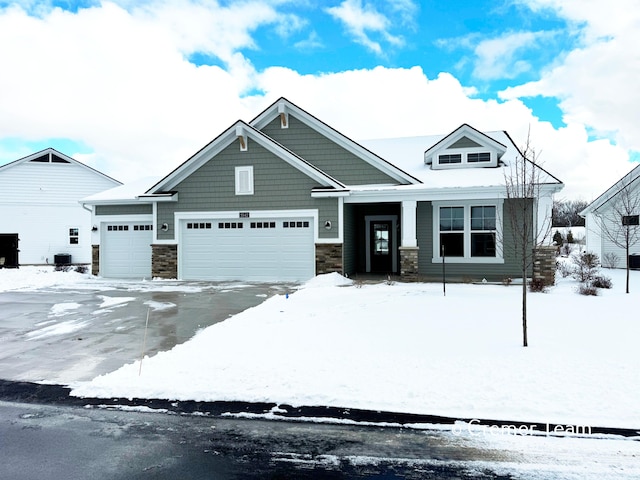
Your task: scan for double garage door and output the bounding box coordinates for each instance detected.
[101,223,153,279]
[180,217,314,282]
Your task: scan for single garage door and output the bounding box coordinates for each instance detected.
[181,218,314,282]
[101,223,153,278]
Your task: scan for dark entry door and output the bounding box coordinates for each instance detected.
[370,221,392,273]
[0,234,19,268]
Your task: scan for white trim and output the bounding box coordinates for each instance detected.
[365,215,398,273]
[431,200,504,264]
[401,200,417,247]
[92,214,153,246]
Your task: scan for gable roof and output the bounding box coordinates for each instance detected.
[581,164,640,216]
[423,123,507,164]
[361,130,562,190]
[146,120,346,195]
[250,97,422,185]
[0,147,121,185]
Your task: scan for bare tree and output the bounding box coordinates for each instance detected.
[503,134,553,347]
[593,178,640,294]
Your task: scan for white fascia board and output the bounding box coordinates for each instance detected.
[344,185,507,203]
[136,193,178,202]
[311,189,351,198]
[251,99,420,185]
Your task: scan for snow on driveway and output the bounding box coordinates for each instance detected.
[69,270,640,430]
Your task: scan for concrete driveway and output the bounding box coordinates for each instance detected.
[0,279,292,385]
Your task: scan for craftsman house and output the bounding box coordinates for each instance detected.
[82,98,563,281]
[0,148,121,267]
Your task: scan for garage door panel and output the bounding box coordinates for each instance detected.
[181,217,314,282]
[101,223,152,278]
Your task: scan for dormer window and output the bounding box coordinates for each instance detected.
[468,152,491,163]
[438,154,462,164]
[436,151,492,167]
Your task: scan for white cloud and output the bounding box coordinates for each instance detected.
[502,0,640,154]
[0,0,631,202]
[325,0,403,55]
[473,30,552,80]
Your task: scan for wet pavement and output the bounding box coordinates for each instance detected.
[0,279,292,384]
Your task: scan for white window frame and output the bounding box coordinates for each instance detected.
[235,166,254,195]
[435,147,497,169]
[432,200,504,263]
[69,227,79,245]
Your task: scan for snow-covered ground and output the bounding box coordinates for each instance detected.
[1,265,639,431]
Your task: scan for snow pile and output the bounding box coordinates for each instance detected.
[302,272,353,288]
[71,269,640,429]
[0,266,91,291]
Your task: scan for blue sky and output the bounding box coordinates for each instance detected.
[0,0,638,199]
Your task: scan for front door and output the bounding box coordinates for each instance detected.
[370,221,392,273]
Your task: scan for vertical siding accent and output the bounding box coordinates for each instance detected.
[260,115,400,185]
[343,204,356,275]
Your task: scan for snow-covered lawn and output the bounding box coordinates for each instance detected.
[55,267,640,431]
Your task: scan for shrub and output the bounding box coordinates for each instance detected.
[602,252,620,269]
[556,259,573,278]
[529,278,547,292]
[592,275,613,289]
[566,230,574,244]
[75,265,89,274]
[560,243,573,257]
[552,230,564,246]
[571,251,600,283]
[502,276,513,286]
[578,283,599,296]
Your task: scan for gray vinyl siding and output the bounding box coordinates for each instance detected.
[416,199,529,281]
[156,140,338,240]
[449,136,482,149]
[343,203,356,276]
[96,204,153,215]
[260,115,400,186]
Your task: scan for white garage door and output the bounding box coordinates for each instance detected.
[181,218,314,282]
[101,223,153,278]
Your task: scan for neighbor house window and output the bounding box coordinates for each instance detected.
[69,228,79,245]
[435,203,501,261]
[235,166,254,195]
[622,215,639,226]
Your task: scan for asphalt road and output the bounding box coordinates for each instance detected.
[2,400,639,480]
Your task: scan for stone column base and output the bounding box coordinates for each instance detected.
[399,246,419,281]
[152,244,178,279]
[533,246,556,286]
[315,243,343,275]
[91,245,99,276]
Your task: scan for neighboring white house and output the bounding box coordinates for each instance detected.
[0,148,121,267]
[581,164,640,268]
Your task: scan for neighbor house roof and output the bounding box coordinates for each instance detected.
[0,147,121,185]
[580,164,640,216]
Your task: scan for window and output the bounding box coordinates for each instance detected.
[283,221,310,228]
[188,222,213,229]
[436,204,500,261]
[439,207,464,256]
[235,166,254,195]
[622,215,639,226]
[468,152,491,163]
[250,222,276,229]
[216,222,241,229]
[438,154,462,164]
[471,206,496,257]
[69,228,79,245]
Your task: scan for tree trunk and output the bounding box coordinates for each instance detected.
[626,242,630,294]
[522,257,528,347]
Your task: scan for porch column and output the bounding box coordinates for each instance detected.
[401,200,417,247]
[400,200,419,281]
